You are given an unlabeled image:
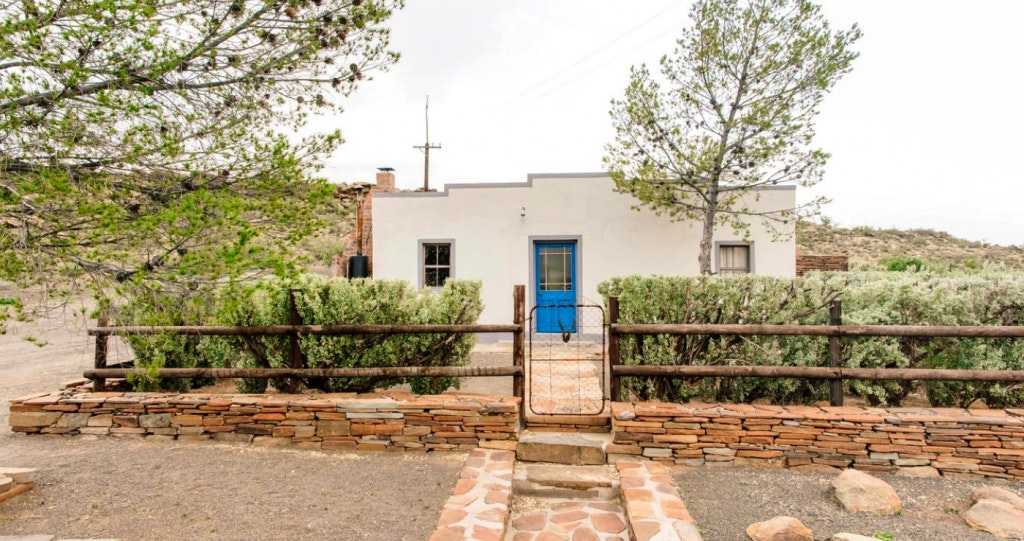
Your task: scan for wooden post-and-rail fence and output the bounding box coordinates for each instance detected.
[88,285,528,403]
[90,290,1024,410]
[608,296,1024,407]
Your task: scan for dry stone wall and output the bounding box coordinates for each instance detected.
[9,391,520,452]
[610,402,1024,481]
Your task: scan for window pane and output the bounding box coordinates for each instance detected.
[541,250,566,290]
[424,244,437,266]
[436,268,450,286]
[425,268,439,287]
[436,244,450,266]
[720,245,749,275]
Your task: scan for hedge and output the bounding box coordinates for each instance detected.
[599,272,1024,407]
[115,276,483,394]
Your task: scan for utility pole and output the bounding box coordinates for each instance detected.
[413,95,441,191]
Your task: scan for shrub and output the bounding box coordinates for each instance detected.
[880,255,925,272]
[121,276,483,394]
[601,271,1024,407]
[599,275,839,403]
[0,296,21,335]
[827,271,1024,407]
[110,288,218,392]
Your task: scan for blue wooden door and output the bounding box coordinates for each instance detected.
[535,242,577,334]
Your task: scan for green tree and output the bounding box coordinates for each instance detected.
[0,0,402,293]
[604,0,860,275]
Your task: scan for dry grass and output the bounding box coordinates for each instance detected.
[797,220,1024,272]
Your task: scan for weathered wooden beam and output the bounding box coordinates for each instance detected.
[613,364,1024,382]
[608,296,621,402]
[84,365,523,379]
[512,285,525,409]
[0,482,35,504]
[828,300,843,406]
[93,310,109,392]
[610,323,1024,338]
[88,324,521,337]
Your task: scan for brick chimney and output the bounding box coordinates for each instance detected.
[333,168,397,278]
[376,167,396,192]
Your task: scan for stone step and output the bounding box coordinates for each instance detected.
[0,467,37,484]
[513,463,619,500]
[516,431,611,465]
[524,411,610,432]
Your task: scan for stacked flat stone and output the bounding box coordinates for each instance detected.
[9,391,520,452]
[610,402,1024,480]
[428,449,515,541]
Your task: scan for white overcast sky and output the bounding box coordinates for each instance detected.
[316,1,1024,246]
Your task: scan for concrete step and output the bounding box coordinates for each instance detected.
[513,463,618,500]
[516,431,611,465]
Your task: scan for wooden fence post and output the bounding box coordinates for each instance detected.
[829,299,844,406]
[512,285,525,424]
[284,288,305,393]
[609,296,620,403]
[93,309,108,392]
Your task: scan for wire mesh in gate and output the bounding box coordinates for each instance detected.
[527,304,606,415]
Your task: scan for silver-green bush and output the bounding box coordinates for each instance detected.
[600,272,1024,407]
[119,276,483,394]
[599,275,839,404]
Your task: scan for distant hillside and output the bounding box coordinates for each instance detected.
[797,221,1024,272]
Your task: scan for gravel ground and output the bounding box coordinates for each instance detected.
[0,436,465,540]
[674,465,1023,541]
[4,297,1024,540]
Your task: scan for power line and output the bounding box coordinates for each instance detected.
[500,1,687,110]
[510,24,680,110]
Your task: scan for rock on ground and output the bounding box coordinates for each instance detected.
[968,486,1024,510]
[745,516,813,541]
[963,498,1024,539]
[830,469,902,515]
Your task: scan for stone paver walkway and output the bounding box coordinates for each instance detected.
[428,449,516,541]
[505,498,629,541]
[617,461,702,541]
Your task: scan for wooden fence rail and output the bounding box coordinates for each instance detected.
[614,365,1024,382]
[85,365,522,380]
[88,324,521,337]
[88,285,528,411]
[610,323,1024,338]
[607,296,1024,406]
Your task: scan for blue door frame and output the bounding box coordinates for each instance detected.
[534,241,577,334]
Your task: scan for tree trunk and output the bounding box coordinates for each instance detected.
[698,198,718,275]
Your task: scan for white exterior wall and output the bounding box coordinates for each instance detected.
[372,173,796,324]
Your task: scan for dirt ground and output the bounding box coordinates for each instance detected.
[675,465,1021,541]
[2,299,1023,540]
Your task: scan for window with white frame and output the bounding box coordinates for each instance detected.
[421,242,452,287]
[718,244,750,275]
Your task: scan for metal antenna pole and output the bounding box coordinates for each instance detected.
[413,95,441,191]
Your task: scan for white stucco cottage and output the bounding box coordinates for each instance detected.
[369,171,796,326]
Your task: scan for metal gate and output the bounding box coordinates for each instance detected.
[527,304,606,415]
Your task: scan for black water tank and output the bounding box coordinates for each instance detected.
[348,255,369,278]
